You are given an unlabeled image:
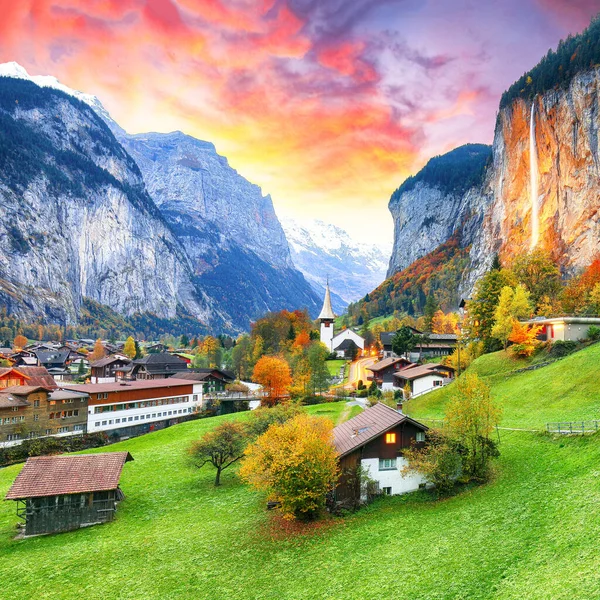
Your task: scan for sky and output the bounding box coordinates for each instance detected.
[1,0,599,245]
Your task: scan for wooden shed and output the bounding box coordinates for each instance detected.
[5,452,133,536]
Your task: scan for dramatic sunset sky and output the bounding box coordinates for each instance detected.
[1,0,599,244]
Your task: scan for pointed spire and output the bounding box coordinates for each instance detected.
[318,279,335,320]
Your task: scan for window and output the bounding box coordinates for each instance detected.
[12,406,18,412]
[7,434,21,441]
[379,458,397,471]
[19,416,25,422]
[385,432,397,444]
[45,429,52,435]
[128,417,133,422]
[416,431,426,442]
[102,421,107,426]
[134,416,139,421]
[115,418,121,424]
[33,414,39,422]
[73,425,84,431]
[382,487,392,495]
[433,380,442,387]
[58,426,69,433]
[33,399,40,407]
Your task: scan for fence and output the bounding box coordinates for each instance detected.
[546,421,600,435]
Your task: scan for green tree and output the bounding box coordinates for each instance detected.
[391,325,416,357]
[513,249,561,312]
[307,342,331,396]
[424,295,438,331]
[180,334,190,347]
[190,422,248,486]
[445,373,502,480]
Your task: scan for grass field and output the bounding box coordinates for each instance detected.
[2,346,600,599]
[325,359,346,377]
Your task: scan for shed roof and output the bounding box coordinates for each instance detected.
[333,403,426,458]
[18,366,57,389]
[91,355,131,368]
[393,363,453,381]
[5,452,134,500]
[0,393,30,409]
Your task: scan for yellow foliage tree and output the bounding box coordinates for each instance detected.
[89,339,106,362]
[445,373,502,479]
[123,336,136,359]
[507,322,543,358]
[252,355,292,406]
[240,414,339,520]
[491,285,532,349]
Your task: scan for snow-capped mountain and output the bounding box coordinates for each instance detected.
[282,219,391,309]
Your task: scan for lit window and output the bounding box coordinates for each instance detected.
[385,432,396,444]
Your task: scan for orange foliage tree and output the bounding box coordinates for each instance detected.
[508,322,543,357]
[13,334,28,350]
[240,414,339,520]
[89,338,106,362]
[252,355,292,406]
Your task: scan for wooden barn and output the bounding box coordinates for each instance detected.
[5,452,133,536]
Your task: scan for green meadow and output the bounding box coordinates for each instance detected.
[1,345,600,599]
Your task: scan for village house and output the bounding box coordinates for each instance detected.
[130,353,188,380]
[0,367,30,388]
[172,368,235,393]
[65,378,203,439]
[5,452,133,536]
[380,329,457,360]
[521,316,600,342]
[332,403,428,504]
[394,364,455,398]
[0,386,88,447]
[366,357,413,390]
[90,356,132,384]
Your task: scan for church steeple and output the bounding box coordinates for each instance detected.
[319,278,335,352]
[318,278,335,321]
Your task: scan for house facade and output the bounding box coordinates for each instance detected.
[333,403,428,503]
[522,317,600,342]
[0,386,88,447]
[130,353,188,380]
[65,378,203,438]
[366,357,413,390]
[90,356,132,384]
[394,364,455,398]
[5,452,133,536]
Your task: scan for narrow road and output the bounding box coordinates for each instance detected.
[345,357,377,389]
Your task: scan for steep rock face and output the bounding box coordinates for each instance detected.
[119,132,293,271]
[471,69,600,276]
[282,218,390,311]
[0,77,211,325]
[115,132,320,329]
[387,144,492,277]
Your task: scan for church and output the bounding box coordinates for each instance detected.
[318,281,366,358]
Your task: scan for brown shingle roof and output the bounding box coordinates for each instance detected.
[5,452,134,500]
[333,403,427,458]
[17,366,57,389]
[367,357,413,373]
[0,393,30,409]
[393,364,451,381]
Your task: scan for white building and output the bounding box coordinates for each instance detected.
[318,281,365,355]
[521,317,600,342]
[64,378,203,436]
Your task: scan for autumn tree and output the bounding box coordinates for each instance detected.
[89,339,106,362]
[123,336,136,359]
[445,373,501,480]
[190,421,248,486]
[240,414,339,520]
[13,334,28,350]
[491,285,532,349]
[508,322,543,358]
[252,355,292,405]
[513,249,562,312]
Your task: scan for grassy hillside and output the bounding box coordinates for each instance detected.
[2,349,600,600]
[408,343,600,428]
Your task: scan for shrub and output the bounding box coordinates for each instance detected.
[588,326,600,341]
[548,340,578,358]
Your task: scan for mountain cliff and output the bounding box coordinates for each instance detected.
[387,144,491,276]
[0,63,320,332]
[282,218,390,311]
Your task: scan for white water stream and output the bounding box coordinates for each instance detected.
[529,102,539,249]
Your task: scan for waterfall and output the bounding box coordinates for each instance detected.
[529,101,539,249]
